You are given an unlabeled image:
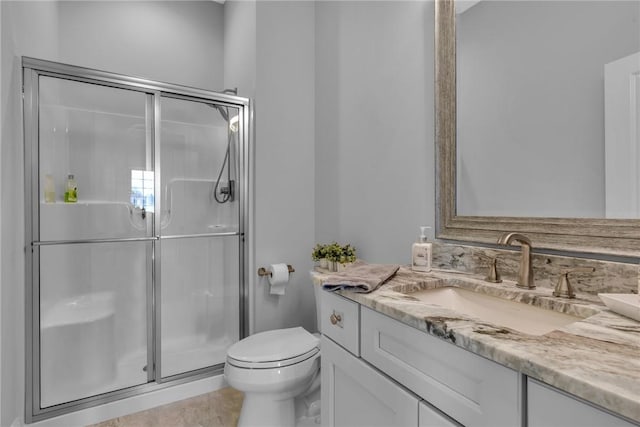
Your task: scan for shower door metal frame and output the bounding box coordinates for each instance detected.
[23,57,251,423]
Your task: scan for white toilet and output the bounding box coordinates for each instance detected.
[224,286,323,427]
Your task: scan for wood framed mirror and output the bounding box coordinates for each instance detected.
[435,0,639,258]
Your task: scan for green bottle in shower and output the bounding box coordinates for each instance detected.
[64,174,77,203]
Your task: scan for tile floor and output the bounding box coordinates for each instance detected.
[88,387,244,427]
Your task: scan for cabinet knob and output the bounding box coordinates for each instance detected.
[330,313,342,325]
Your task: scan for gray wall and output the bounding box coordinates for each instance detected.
[224,0,256,97]
[315,0,435,264]
[223,0,318,336]
[223,0,435,333]
[253,1,317,334]
[456,1,640,218]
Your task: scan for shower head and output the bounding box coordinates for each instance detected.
[213,105,229,122]
[210,105,239,133]
[208,88,238,123]
[206,88,240,135]
[211,88,239,205]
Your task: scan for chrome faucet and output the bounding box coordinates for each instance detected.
[497,232,535,289]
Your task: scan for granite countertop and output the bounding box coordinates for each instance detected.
[312,267,640,423]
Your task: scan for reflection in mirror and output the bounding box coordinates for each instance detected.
[435,0,640,257]
[456,1,640,219]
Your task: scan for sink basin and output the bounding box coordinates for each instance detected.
[406,286,584,336]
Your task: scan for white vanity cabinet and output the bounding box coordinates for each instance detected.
[322,334,462,427]
[527,379,638,427]
[320,290,638,427]
[320,291,507,427]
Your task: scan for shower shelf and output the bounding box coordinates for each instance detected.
[41,292,115,328]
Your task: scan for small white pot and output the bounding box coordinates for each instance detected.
[337,262,353,272]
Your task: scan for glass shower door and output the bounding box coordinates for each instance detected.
[158,95,241,378]
[35,76,153,407]
[25,57,250,422]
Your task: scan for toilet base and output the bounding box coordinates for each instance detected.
[296,413,321,427]
[295,369,320,420]
[238,393,295,427]
[295,398,321,427]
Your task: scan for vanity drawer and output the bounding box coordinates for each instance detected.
[361,307,521,427]
[320,290,360,356]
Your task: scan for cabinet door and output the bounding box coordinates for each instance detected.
[419,401,462,427]
[321,335,419,427]
[361,307,521,427]
[528,379,638,427]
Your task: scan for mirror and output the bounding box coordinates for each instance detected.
[435,0,640,257]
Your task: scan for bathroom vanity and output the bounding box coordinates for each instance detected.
[315,268,640,427]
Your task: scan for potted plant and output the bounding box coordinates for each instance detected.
[311,243,328,268]
[324,242,341,271]
[337,243,357,271]
[314,242,356,272]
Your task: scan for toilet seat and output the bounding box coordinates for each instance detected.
[227,347,319,369]
[226,327,319,369]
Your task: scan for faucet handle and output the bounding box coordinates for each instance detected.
[477,253,502,283]
[484,257,502,283]
[553,267,595,298]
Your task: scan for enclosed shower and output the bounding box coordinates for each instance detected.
[23,58,249,421]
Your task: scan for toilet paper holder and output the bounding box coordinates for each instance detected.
[258,265,295,277]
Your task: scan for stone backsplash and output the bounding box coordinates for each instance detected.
[432,242,639,295]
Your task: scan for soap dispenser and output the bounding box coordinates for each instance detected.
[411,226,432,272]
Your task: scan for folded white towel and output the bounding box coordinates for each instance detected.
[322,260,400,293]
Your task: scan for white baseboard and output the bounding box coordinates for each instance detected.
[25,375,226,427]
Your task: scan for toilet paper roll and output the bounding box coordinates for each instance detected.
[268,263,290,295]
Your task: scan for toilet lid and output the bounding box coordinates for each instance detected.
[227,327,319,366]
